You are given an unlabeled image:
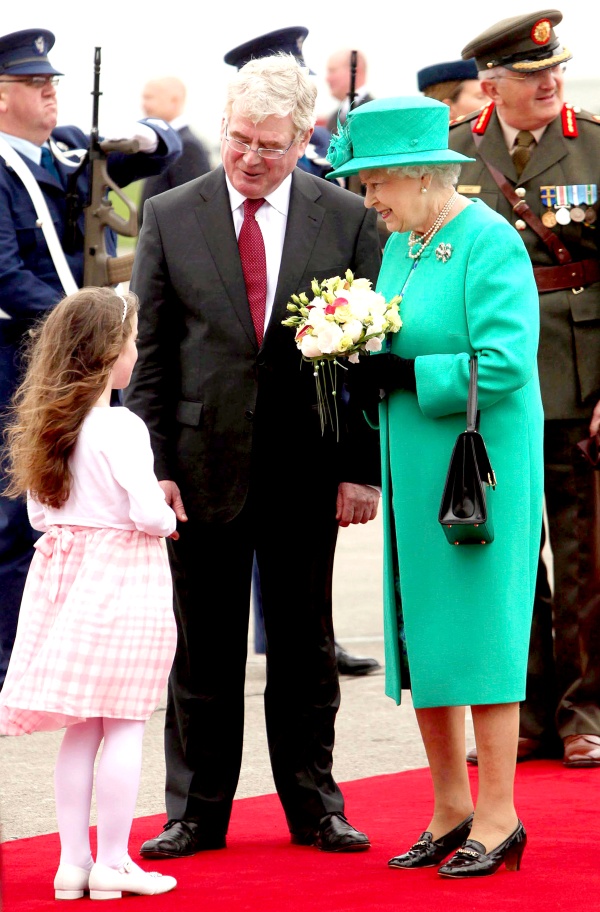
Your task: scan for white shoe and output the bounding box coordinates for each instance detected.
[89,859,177,899]
[54,863,91,900]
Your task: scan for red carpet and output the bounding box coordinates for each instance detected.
[2,761,598,910]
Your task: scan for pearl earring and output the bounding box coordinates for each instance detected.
[421,186,428,194]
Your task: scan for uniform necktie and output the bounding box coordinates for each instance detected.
[238,198,267,346]
[40,146,61,183]
[513,131,536,177]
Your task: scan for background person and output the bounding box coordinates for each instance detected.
[139,75,211,222]
[330,95,543,877]
[325,48,372,131]
[0,288,178,900]
[0,28,182,691]
[449,9,600,769]
[126,54,382,860]
[417,58,486,121]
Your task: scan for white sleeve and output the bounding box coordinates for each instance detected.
[27,495,48,532]
[103,411,177,537]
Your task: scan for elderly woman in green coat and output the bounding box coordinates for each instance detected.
[327,97,543,879]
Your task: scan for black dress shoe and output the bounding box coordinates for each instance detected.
[437,821,527,878]
[139,820,226,859]
[388,814,473,869]
[335,642,380,677]
[292,813,370,852]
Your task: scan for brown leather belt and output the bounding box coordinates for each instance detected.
[533,259,600,293]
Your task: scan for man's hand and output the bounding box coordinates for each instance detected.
[336,482,380,527]
[590,400,600,437]
[160,480,188,540]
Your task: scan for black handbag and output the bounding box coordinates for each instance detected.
[438,356,496,545]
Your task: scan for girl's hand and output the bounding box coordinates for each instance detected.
[168,530,180,541]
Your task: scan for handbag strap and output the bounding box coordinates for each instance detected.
[467,356,479,432]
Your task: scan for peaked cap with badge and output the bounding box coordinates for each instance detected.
[449,9,600,768]
[461,9,572,72]
[0,28,63,76]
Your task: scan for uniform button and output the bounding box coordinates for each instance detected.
[515,219,527,231]
[515,187,526,198]
[244,409,254,421]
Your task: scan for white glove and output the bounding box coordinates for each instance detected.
[103,121,159,153]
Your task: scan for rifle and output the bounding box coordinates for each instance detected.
[82,47,139,287]
[345,50,361,196]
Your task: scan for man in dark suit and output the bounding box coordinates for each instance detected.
[126,53,382,858]
[139,76,211,218]
[448,9,600,768]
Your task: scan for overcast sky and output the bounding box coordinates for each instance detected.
[3,1,598,154]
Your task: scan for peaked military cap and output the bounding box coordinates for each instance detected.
[224,27,309,70]
[417,59,478,91]
[462,9,572,73]
[0,29,62,76]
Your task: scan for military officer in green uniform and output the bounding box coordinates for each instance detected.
[449,9,600,769]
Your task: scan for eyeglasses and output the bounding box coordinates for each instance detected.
[491,65,566,83]
[0,76,59,88]
[224,124,295,160]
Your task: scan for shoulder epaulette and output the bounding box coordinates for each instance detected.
[449,108,482,129]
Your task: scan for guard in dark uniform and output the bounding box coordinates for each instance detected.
[448,10,600,767]
[0,29,182,688]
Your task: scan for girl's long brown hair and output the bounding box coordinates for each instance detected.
[3,287,138,508]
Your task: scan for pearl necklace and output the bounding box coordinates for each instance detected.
[408,190,458,260]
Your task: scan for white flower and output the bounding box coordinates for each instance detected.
[364,337,383,352]
[348,351,361,364]
[316,323,344,354]
[300,334,323,358]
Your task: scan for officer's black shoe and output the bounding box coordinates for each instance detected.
[335,642,380,676]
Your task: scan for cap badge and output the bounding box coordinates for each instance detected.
[531,19,552,46]
[34,36,46,55]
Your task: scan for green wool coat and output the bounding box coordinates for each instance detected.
[376,199,544,708]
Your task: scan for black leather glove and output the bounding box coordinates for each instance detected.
[345,354,416,409]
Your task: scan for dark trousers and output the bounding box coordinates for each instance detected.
[521,418,600,743]
[163,480,344,839]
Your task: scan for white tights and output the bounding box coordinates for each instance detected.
[54,717,145,870]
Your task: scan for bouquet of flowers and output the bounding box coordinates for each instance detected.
[282,270,402,436]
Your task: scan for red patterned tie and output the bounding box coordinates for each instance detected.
[238,197,267,346]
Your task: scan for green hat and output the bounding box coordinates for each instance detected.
[462,9,572,73]
[325,96,475,181]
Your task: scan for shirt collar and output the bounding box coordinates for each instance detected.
[225,171,292,216]
[496,112,547,149]
[168,114,188,131]
[0,130,46,165]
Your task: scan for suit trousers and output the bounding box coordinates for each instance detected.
[520,418,600,743]
[163,474,345,839]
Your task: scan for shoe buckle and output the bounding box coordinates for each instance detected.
[457,848,479,858]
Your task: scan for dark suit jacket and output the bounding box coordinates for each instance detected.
[126,165,382,522]
[139,125,211,217]
[449,108,600,420]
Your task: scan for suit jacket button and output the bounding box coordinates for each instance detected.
[245,409,254,421]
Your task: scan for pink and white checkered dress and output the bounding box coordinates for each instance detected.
[0,527,176,734]
[0,407,177,735]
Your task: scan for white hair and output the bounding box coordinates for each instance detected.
[385,163,461,189]
[225,54,317,138]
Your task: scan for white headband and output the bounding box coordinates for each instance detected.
[116,293,128,323]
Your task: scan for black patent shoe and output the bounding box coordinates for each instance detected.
[388,814,473,869]
[438,821,527,878]
[140,820,226,858]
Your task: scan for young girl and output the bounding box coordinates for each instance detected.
[0,288,178,900]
